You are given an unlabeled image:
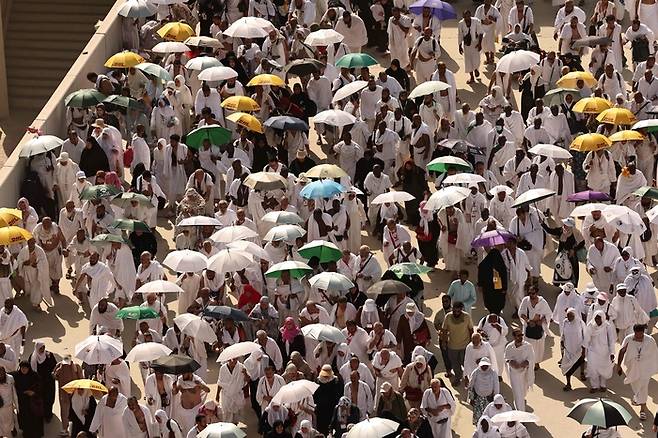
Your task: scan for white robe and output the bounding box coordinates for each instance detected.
[218,361,247,416]
[420,388,456,438]
[122,404,155,438]
[17,245,51,306]
[503,341,535,411]
[80,261,116,309]
[621,334,658,404]
[90,393,128,438]
[587,242,620,294]
[105,244,136,301]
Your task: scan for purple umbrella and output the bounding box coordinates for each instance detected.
[471,229,516,248]
[409,0,457,20]
[567,190,611,202]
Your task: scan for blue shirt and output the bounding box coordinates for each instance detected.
[447,279,477,310]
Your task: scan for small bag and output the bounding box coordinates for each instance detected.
[416,226,432,242]
[518,239,532,251]
[404,386,424,402]
[463,32,472,47]
[413,324,431,345]
[492,270,503,290]
[524,308,544,340]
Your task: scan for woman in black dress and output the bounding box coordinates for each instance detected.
[29,341,56,422]
[478,247,509,315]
[396,159,428,227]
[12,361,44,438]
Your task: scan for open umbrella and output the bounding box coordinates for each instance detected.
[65,89,106,107]
[301,323,347,343]
[389,262,432,276]
[89,233,128,245]
[272,380,320,404]
[262,211,304,225]
[223,17,274,38]
[157,22,195,41]
[178,216,222,227]
[207,249,254,273]
[216,341,261,362]
[118,0,158,17]
[309,272,354,291]
[489,185,514,196]
[264,116,308,131]
[471,229,516,248]
[557,71,598,88]
[511,188,556,208]
[285,58,325,76]
[198,423,246,438]
[646,205,658,224]
[408,80,451,99]
[125,343,172,363]
[110,219,150,233]
[163,250,208,273]
[105,50,144,68]
[491,410,539,423]
[247,74,285,87]
[442,173,486,185]
[152,41,190,53]
[0,226,31,245]
[346,418,399,438]
[300,180,345,199]
[19,135,63,158]
[74,335,123,365]
[570,203,608,217]
[103,95,145,110]
[425,186,470,211]
[305,164,349,179]
[438,139,477,153]
[174,314,218,344]
[366,279,411,295]
[226,112,263,133]
[186,125,232,148]
[571,36,612,48]
[210,225,259,243]
[136,280,184,295]
[543,87,581,106]
[185,56,222,71]
[0,208,22,226]
[265,261,313,279]
[335,53,378,68]
[135,62,171,81]
[298,240,343,263]
[184,36,221,48]
[313,109,357,127]
[203,305,252,322]
[408,0,456,19]
[221,96,261,112]
[632,119,658,132]
[61,379,108,395]
[332,80,369,103]
[609,130,645,142]
[573,97,612,114]
[80,184,122,201]
[243,172,287,191]
[496,50,540,73]
[568,398,631,428]
[226,240,272,261]
[305,28,344,46]
[633,186,658,200]
[427,156,472,172]
[198,66,239,82]
[596,108,637,125]
[602,205,645,234]
[263,224,306,242]
[371,191,416,204]
[151,354,200,374]
[528,144,573,160]
[566,191,611,202]
[570,133,612,152]
[116,306,159,320]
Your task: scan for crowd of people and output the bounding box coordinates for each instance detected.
[4,0,658,436]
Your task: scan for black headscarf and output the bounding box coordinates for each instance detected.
[80,137,110,177]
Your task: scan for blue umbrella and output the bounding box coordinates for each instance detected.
[409,0,457,20]
[264,116,309,131]
[300,180,345,199]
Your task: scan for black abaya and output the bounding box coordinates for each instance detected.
[70,395,97,437]
[30,352,56,421]
[11,369,44,438]
[478,248,509,315]
[313,377,343,435]
[79,139,110,178]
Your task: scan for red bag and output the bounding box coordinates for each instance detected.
[404,386,424,402]
[415,226,432,242]
[123,147,134,168]
[448,232,458,245]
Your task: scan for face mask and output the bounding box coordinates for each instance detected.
[496,125,503,133]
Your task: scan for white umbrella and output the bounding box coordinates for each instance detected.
[74,335,123,365]
[198,66,239,81]
[223,17,275,38]
[496,50,541,73]
[185,56,222,71]
[119,0,158,17]
[125,342,172,363]
[491,410,539,423]
[331,80,368,103]
[313,109,357,127]
[216,341,261,363]
[227,240,272,261]
[632,119,658,130]
[425,186,470,211]
[210,225,259,243]
[184,36,221,48]
[174,314,218,344]
[346,418,399,438]
[163,250,207,273]
[305,28,344,46]
[262,211,304,225]
[647,204,658,224]
[198,422,246,438]
[443,173,487,185]
[263,224,306,242]
[272,380,319,404]
[301,323,347,343]
[19,135,63,158]
[207,248,254,273]
[408,80,451,99]
[136,280,184,294]
[309,272,354,291]
[427,155,472,170]
[489,185,514,196]
[152,41,190,53]
[570,202,608,217]
[371,191,416,204]
[528,144,573,159]
[178,216,222,227]
[602,205,645,234]
[511,188,556,207]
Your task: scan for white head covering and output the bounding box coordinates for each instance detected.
[30,341,47,372]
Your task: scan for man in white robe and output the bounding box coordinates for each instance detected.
[617,325,658,418]
[501,240,531,310]
[454,104,476,138]
[458,11,483,83]
[559,309,586,390]
[335,12,368,53]
[372,348,403,397]
[502,149,531,187]
[583,149,616,194]
[477,314,509,371]
[106,357,131,398]
[387,8,412,68]
[89,298,124,336]
[420,379,456,438]
[489,188,515,228]
[136,252,165,288]
[0,299,27,357]
[355,246,382,293]
[615,162,647,206]
[333,132,364,181]
[411,28,441,83]
[438,206,470,275]
[17,238,51,310]
[216,358,249,423]
[53,152,80,209]
[58,201,84,277]
[504,329,535,411]
[500,105,525,147]
[363,165,392,227]
[105,242,136,307]
[611,283,649,342]
[508,207,543,283]
[90,387,128,438]
[122,396,155,438]
[547,164,574,220]
[587,238,620,294]
[382,220,411,266]
[463,333,499,382]
[584,310,616,392]
[76,252,116,309]
[344,370,372,420]
[410,115,432,169]
[552,282,584,333]
[624,266,657,330]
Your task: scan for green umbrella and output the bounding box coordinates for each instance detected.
[185,125,232,149]
[110,219,151,233]
[90,234,129,244]
[135,62,172,81]
[633,186,658,200]
[112,192,152,208]
[65,89,107,108]
[567,398,631,428]
[335,53,378,69]
[79,184,122,201]
[426,156,473,173]
[103,95,145,110]
[543,87,581,106]
[265,261,313,279]
[298,240,342,263]
[389,262,432,277]
[116,306,159,320]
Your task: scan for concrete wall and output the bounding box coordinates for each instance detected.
[0,0,124,206]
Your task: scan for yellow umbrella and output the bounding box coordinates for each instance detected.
[306,164,348,179]
[556,71,598,88]
[572,97,612,114]
[596,108,637,125]
[157,22,195,42]
[104,51,145,68]
[247,74,286,87]
[609,130,646,142]
[570,133,612,152]
[226,112,264,133]
[0,208,22,227]
[62,379,108,394]
[0,226,31,245]
[221,96,261,111]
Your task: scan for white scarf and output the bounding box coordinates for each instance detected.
[30,341,47,372]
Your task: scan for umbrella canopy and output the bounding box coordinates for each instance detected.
[223,17,274,38]
[408,0,456,19]
[602,205,645,234]
[151,354,200,374]
[471,229,517,248]
[186,125,232,149]
[265,260,313,279]
[125,342,172,363]
[566,190,611,202]
[442,173,486,185]
[298,240,343,263]
[19,135,63,158]
[408,80,451,99]
[371,191,415,204]
[118,0,157,17]
[203,305,252,322]
[263,224,307,242]
[496,50,540,73]
[573,97,612,114]
[346,418,399,438]
[272,380,320,405]
[184,36,221,48]
[335,53,378,68]
[264,115,308,131]
[198,423,246,438]
[152,41,190,53]
[243,172,287,191]
[61,379,108,395]
[306,164,349,179]
[489,185,514,196]
[438,139,477,153]
[425,186,470,211]
[309,272,355,291]
[366,279,412,295]
[198,66,239,82]
[633,186,658,200]
[79,184,122,201]
[216,341,261,362]
[136,280,184,294]
[262,211,304,225]
[570,203,608,217]
[105,50,144,68]
[632,119,658,132]
[157,22,195,41]
[247,74,285,87]
[89,233,128,245]
[65,89,106,107]
[0,226,31,245]
[177,216,222,227]
[226,240,272,261]
[163,250,208,273]
[571,35,612,48]
[300,179,345,199]
[305,28,344,46]
[512,188,556,207]
[528,144,572,160]
[314,109,357,127]
[115,306,159,320]
[609,130,645,142]
[596,108,637,125]
[491,410,539,423]
[427,156,472,172]
[226,112,263,133]
[74,335,123,365]
[110,219,150,233]
[557,71,598,88]
[389,262,432,276]
[332,80,369,103]
[0,208,22,226]
[568,398,631,429]
[221,95,260,111]
[185,56,222,71]
[103,95,144,110]
[646,205,658,224]
[543,87,581,106]
[207,249,254,273]
[174,314,218,343]
[301,323,347,343]
[285,58,325,76]
[210,225,259,243]
[570,133,612,152]
[135,62,171,81]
